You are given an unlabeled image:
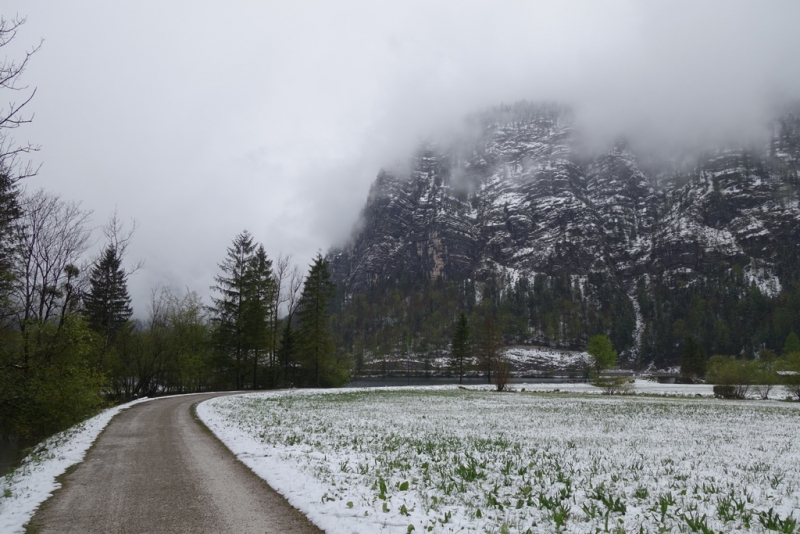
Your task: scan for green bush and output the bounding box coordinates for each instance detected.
[0,315,104,440]
[592,375,633,395]
[587,335,617,375]
[706,355,755,399]
[781,352,800,400]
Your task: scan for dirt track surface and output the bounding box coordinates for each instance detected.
[28,393,322,534]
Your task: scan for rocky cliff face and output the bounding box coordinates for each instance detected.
[329,102,800,363]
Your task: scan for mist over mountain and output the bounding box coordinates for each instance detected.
[328,101,800,369]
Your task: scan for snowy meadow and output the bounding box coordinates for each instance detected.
[198,388,800,534]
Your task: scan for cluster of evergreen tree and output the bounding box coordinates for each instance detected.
[0,214,349,441]
[329,270,636,376]
[330,261,800,376]
[638,267,800,368]
[209,232,348,390]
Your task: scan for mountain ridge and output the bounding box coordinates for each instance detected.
[329,102,800,368]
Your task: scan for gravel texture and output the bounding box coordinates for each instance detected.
[27,393,322,534]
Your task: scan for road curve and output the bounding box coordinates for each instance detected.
[27,393,322,534]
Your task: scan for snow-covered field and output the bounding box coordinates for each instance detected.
[0,397,152,534]
[199,387,800,534]
[512,380,793,399]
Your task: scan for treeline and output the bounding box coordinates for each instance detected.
[680,332,800,400]
[0,191,348,441]
[330,270,636,375]
[206,231,349,393]
[0,18,350,443]
[638,265,800,369]
[330,264,800,375]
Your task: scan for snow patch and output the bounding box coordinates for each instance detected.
[744,263,783,297]
[0,397,153,534]
[504,345,589,371]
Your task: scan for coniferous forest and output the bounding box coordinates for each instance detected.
[328,270,800,376]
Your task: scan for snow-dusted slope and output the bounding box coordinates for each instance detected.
[329,102,800,363]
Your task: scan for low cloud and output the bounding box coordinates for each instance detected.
[5,0,799,314]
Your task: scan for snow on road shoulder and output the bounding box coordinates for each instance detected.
[0,397,152,534]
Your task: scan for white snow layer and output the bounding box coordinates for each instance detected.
[504,346,589,370]
[744,263,783,297]
[198,386,800,534]
[0,397,152,534]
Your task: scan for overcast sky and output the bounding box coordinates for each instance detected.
[4,1,800,316]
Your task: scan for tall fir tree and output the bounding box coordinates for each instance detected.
[84,244,133,352]
[680,336,706,380]
[210,231,256,389]
[450,312,470,384]
[243,244,276,389]
[296,252,336,387]
[783,331,800,355]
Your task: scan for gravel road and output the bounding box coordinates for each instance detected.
[27,393,323,534]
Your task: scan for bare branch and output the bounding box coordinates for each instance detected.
[272,252,292,308]
[13,189,93,328]
[101,208,144,275]
[0,15,42,183]
[286,264,304,319]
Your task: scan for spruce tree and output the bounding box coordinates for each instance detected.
[210,231,256,389]
[783,331,800,355]
[450,312,470,384]
[243,244,276,389]
[84,244,133,345]
[296,253,336,387]
[680,336,706,380]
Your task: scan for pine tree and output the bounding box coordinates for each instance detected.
[450,312,470,384]
[243,244,276,389]
[680,336,706,380]
[296,253,336,387]
[84,244,133,348]
[783,331,800,355]
[210,231,256,389]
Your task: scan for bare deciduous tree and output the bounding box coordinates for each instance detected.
[272,254,303,385]
[477,313,502,384]
[0,15,42,183]
[100,209,143,274]
[270,253,290,383]
[493,357,512,392]
[14,189,92,330]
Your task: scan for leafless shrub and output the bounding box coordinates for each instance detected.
[494,357,512,392]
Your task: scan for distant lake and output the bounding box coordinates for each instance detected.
[345,376,589,388]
